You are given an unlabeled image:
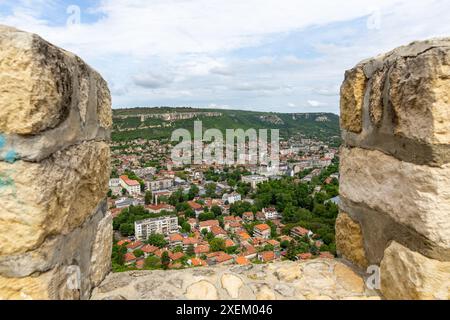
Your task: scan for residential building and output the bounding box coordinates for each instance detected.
[257,251,276,263]
[263,207,278,220]
[253,224,271,239]
[242,211,254,222]
[241,175,269,189]
[147,178,174,191]
[199,220,220,233]
[169,233,183,248]
[134,215,179,241]
[119,175,141,195]
[222,192,241,204]
[291,226,313,238]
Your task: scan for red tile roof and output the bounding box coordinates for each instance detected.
[124,252,136,262]
[126,241,143,250]
[141,244,158,254]
[235,256,250,265]
[169,251,184,261]
[199,220,220,228]
[259,251,275,262]
[194,245,210,254]
[254,224,270,232]
[169,233,184,242]
[120,175,140,187]
[188,201,203,210]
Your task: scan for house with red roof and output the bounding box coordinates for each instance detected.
[199,219,220,232]
[126,241,143,252]
[210,225,227,238]
[253,224,271,239]
[169,233,184,248]
[291,226,313,238]
[124,252,137,265]
[257,251,276,263]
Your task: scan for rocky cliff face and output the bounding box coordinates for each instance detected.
[337,38,450,300]
[0,25,112,300]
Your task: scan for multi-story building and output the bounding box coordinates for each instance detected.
[253,224,271,239]
[134,215,179,241]
[263,207,278,220]
[222,192,241,204]
[147,178,174,191]
[241,175,269,189]
[119,175,141,195]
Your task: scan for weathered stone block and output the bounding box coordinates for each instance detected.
[0,266,81,300]
[340,66,367,133]
[341,39,450,166]
[335,212,368,269]
[380,241,450,300]
[340,146,450,248]
[0,141,110,256]
[0,25,112,163]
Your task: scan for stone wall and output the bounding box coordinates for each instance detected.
[337,39,450,299]
[0,25,112,300]
[91,259,380,300]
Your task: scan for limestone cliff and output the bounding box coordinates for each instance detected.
[337,38,450,300]
[0,25,112,300]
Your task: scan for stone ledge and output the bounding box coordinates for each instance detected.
[91,260,381,300]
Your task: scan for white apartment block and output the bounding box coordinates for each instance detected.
[147,178,174,191]
[134,215,179,241]
[222,192,241,204]
[241,175,269,189]
[263,207,279,220]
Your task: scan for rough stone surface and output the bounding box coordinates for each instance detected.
[221,274,243,299]
[185,280,219,300]
[340,66,367,133]
[92,260,381,300]
[0,25,112,300]
[380,242,450,300]
[339,197,450,264]
[89,213,113,287]
[335,212,368,269]
[341,38,450,167]
[0,25,111,163]
[0,141,110,256]
[340,146,450,248]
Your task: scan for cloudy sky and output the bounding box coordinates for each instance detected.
[1,0,449,113]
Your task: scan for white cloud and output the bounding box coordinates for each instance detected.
[307,100,328,107]
[0,0,449,113]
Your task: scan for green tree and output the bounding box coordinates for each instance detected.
[161,251,170,270]
[134,249,144,258]
[186,244,195,257]
[209,238,226,252]
[145,191,152,205]
[211,205,222,217]
[188,184,199,200]
[147,234,168,248]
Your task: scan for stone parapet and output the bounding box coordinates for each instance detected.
[337,38,450,299]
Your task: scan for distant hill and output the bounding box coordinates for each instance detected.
[112,107,341,145]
